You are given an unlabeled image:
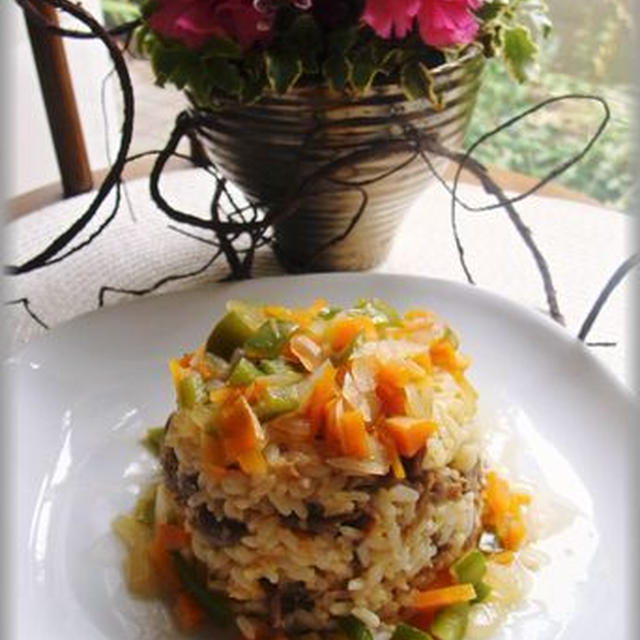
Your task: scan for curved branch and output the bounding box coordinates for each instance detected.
[578,253,639,342]
[6,0,135,275]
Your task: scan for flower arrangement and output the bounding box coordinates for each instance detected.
[138,0,550,106]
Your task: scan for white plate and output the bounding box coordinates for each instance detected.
[6,274,636,640]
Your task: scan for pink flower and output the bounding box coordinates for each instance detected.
[362,0,422,39]
[362,0,482,47]
[147,0,267,50]
[416,0,482,48]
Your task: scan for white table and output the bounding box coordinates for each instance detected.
[5,168,635,389]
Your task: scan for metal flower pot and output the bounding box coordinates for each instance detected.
[195,47,484,271]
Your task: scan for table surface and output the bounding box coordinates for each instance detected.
[5,168,635,389]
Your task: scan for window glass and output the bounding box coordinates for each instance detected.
[466,0,634,211]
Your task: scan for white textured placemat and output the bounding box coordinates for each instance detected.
[5,169,634,387]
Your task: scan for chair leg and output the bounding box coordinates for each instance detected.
[23,0,93,197]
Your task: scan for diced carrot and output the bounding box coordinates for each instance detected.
[407,609,437,631]
[376,381,406,415]
[243,379,268,404]
[201,432,226,467]
[148,536,181,593]
[385,416,437,457]
[501,518,526,551]
[428,569,455,590]
[194,361,214,381]
[173,590,206,633]
[484,471,510,521]
[156,523,191,550]
[430,339,468,373]
[492,550,515,565]
[305,363,337,436]
[404,309,433,321]
[179,353,193,368]
[482,471,530,551]
[329,316,376,352]
[209,386,240,405]
[412,351,433,372]
[236,448,268,475]
[339,410,369,458]
[412,583,477,610]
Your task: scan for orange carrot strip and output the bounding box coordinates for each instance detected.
[329,316,375,352]
[305,363,337,436]
[173,591,206,633]
[156,523,191,551]
[412,583,477,610]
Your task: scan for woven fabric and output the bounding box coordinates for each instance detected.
[5,169,632,385]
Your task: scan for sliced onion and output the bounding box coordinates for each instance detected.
[404,380,434,419]
[350,356,377,392]
[290,333,325,372]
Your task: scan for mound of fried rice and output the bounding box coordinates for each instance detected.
[156,298,483,636]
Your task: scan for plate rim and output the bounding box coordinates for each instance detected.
[7,272,636,405]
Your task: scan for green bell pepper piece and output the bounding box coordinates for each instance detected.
[443,327,460,349]
[244,319,296,359]
[318,305,342,320]
[259,358,298,375]
[338,615,373,640]
[254,386,299,420]
[228,357,262,386]
[206,308,262,360]
[178,373,207,409]
[391,623,434,640]
[451,550,486,585]
[471,580,492,603]
[354,297,400,326]
[133,484,157,526]
[171,551,232,625]
[430,603,470,640]
[141,427,165,457]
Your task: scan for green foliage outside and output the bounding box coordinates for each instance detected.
[465,53,633,212]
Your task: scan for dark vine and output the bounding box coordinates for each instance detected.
[7,0,637,350]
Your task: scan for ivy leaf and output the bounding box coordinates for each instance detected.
[476,0,508,22]
[266,51,303,94]
[323,53,352,92]
[350,44,380,92]
[149,46,183,86]
[207,59,243,96]
[400,61,442,108]
[501,25,538,83]
[201,36,242,60]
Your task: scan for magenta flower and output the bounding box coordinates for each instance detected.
[362,0,422,39]
[362,0,483,47]
[147,0,267,51]
[416,0,483,47]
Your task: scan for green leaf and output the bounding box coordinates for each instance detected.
[265,51,303,94]
[399,61,443,108]
[350,45,378,92]
[201,36,242,60]
[328,26,359,54]
[323,53,352,92]
[207,59,243,96]
[149,46,183,85]
[501,25,538,83]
